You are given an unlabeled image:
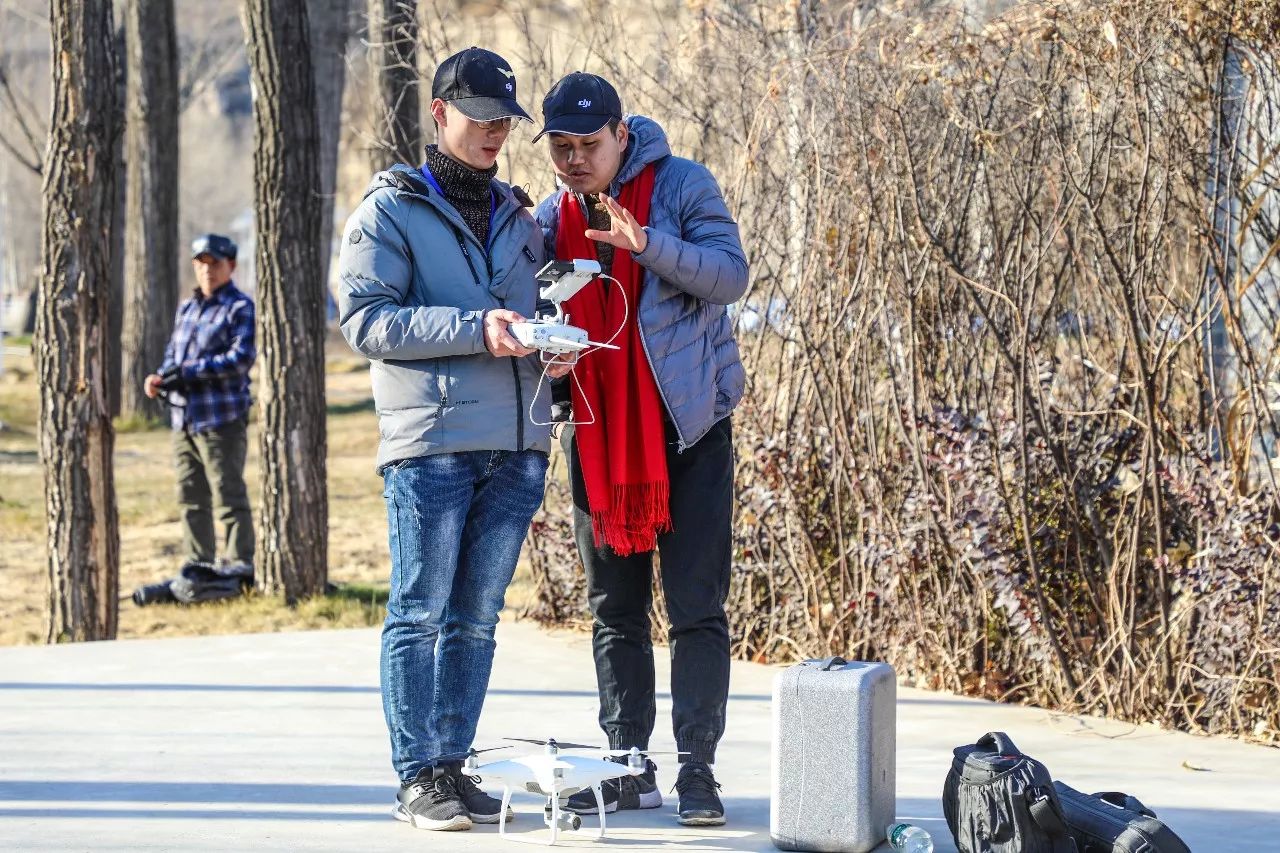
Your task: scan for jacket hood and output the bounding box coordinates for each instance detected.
[615,115,672,187]
[362,163,430,200]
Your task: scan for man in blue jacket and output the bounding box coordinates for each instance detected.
[145,233,256,575]
[336,47,568,832]
[534,72,747,827]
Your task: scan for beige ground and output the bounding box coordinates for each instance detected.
[0,335,535,646]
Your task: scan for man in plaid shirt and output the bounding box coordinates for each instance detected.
[144,233,256,572]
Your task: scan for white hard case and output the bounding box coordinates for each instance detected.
[770,657,896,852]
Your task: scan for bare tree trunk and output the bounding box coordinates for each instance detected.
[107,24,126,418]
[1203,38,1247,459]
[366,0,419,170]
[38,0,121,642]
[310,0,350,312]
[243,0,329,602]
[121,0,179,423]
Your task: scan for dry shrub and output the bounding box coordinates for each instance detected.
[385,0,1280,742]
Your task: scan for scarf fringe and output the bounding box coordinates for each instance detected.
[590,481,673,557]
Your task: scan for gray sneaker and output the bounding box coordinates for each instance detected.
[449,763,513,824]
[393,766,472,831]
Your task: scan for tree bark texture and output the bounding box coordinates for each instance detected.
[121,0,179,423]
[38,0,122,642]
[310,0,350,301]
[107,24,126,418]
[366,0,419,170]
[243,0,329,601]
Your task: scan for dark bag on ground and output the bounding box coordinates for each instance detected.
[943,731,1077,853]
[131,581,177,606]
[132,561,252,606]
[170,561,252,603]
[1053,783,1192,853]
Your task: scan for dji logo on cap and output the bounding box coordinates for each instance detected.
[578,99,592,108]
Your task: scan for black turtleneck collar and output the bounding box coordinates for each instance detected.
[422,145,497,200]
[422,145,500,247]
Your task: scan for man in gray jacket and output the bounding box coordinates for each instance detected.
[337,47,566,833]
[534,72,747,826]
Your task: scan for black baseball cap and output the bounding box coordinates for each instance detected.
[532,72,623,143]
[191,234,237,261]
[432,47,532,123]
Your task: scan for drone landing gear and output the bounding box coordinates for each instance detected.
[588,783,606,840]
[498,784,607,846]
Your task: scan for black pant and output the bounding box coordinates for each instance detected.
[562,416,733,764]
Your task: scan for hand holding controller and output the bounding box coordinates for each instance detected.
[508,259,620,362]
[519,258,628,427]
[509,319,591,355]
[483,309,537,358]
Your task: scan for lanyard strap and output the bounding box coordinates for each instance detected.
[418,164,498,256]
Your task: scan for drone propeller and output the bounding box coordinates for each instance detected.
[428,745,512,765]
[505,737,604,750]
[599,745,692,770]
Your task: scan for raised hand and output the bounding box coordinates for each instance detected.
[583,193,648,254]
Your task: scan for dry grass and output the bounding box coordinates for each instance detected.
[0,334,537,646]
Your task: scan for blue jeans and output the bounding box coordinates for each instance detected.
[380,449,549,782]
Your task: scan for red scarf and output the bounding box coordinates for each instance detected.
[556,164,671,556]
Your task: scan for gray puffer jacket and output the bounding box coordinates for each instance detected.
[337,164,552,470]
[534,115,748,451]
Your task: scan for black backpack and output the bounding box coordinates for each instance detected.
[943,731,1077,853]
[1053,783,1192,853]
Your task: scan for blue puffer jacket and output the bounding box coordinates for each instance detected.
[337,164,552,470]
[534,116,748,450]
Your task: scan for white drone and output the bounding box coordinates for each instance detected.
[458,738,684,845]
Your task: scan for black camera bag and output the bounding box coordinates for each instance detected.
[1053,783,1191,853]
[943,731,1077,853]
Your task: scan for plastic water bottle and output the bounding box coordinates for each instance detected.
[886,822,934,853]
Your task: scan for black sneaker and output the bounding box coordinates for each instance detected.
[563,757,662,815]
[674,761,725,826]
[449,763,513,824]
[393,766,472,831]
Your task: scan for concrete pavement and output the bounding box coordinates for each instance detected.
[1,619,1277,851]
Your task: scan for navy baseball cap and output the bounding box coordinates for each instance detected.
[191,234,237,261]
[432,47,532,123]
[532,72,623,143]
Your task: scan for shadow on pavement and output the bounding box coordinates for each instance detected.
[0,789,1250,852]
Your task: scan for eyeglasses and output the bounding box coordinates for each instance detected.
[446,104,513,131]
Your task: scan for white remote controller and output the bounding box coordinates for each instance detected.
[510,319,591,354]
[510,259,620,359]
